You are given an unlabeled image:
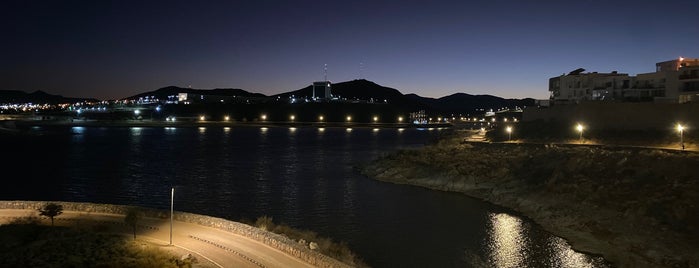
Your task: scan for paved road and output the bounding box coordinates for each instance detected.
[462,129,696,152]
[0,209,316,268]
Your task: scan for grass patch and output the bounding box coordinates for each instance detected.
[0,217,198,268]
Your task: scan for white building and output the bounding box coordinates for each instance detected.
[548,57,699,104]
[312,81,332,100]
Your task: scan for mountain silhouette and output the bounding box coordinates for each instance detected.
[270,79,534,114]
[2,80,535,115]
[126,86,266,100]
[0,90,98,104]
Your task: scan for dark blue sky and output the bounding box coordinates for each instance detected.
[2,0,698,100]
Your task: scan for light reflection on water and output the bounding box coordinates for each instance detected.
[486,213,610,268]
[5,125,613,268]
[548,235,609,268]
[487,213,529,267]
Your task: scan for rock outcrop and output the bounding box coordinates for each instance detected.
[360,131,699,268]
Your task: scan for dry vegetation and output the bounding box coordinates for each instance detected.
[0,216,199,268]
[361,129,699,267]
[244,216,369,268]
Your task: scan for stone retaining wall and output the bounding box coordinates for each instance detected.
[0,200,351,268]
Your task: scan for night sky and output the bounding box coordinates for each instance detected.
[2,0,698,101]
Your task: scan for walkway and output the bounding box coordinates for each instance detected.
[0,209,315,268]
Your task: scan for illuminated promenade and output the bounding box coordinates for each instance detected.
[0,205,346,268]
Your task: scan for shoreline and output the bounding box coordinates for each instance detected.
[360,131,699,267]
[5,118,452,130]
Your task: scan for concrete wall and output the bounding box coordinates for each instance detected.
[0,201,350,268]
[523,102,699,131]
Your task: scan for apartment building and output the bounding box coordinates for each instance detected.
[548,58,699,104]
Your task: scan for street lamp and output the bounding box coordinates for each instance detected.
[679,125,685,149]
[506,126,512,141]
[170,187,174,245]
[576,123,584,143]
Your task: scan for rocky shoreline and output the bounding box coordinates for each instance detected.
[359,130,698,268]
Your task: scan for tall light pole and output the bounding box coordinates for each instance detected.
[170,187,174,245]
[677,124,685,150]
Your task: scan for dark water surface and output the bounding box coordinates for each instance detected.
[1,125,610,267]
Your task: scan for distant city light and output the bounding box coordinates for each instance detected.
[346,115,352,122]
[199,115,205,121]
[677,123,685,150]
[261,114,267,120]
[373,116,378,122]
[576,123,584,142]
[677,124,685,132]
[289,115,295,121]
[398,116,404,122]
[134,110,140,115]
[224,115,230,121]
[319,115,324,121]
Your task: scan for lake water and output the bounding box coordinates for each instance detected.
[0,125,610,267]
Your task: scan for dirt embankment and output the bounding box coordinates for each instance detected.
[360,131,699,268]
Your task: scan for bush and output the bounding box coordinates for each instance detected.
[251,216,369,267]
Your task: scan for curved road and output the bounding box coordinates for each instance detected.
[0,209,317,268]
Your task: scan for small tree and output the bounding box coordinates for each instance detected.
[124,208,141,240]
[38,203,63,226]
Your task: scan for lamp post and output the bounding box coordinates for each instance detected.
[677,124,685,150]
[506,126,512,141]
[576,123,584,143]
[170,187,174,245]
